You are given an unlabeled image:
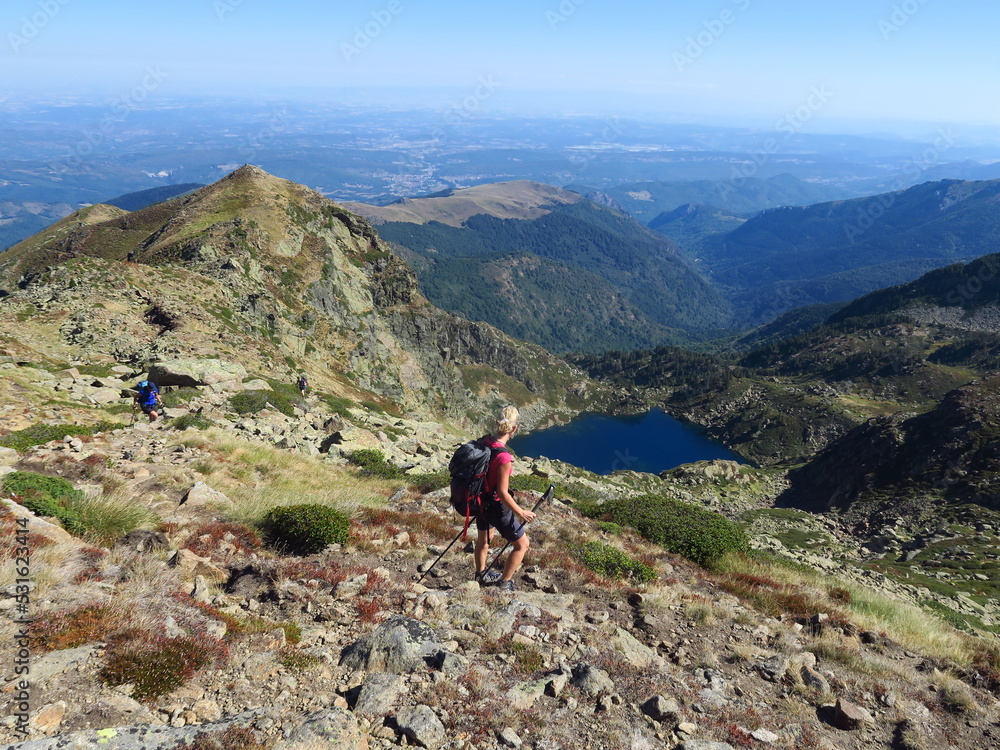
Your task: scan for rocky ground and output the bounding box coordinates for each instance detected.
[2,359,1000,750]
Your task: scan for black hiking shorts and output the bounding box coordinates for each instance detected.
[474,501,524,542]
[140,404,157,415]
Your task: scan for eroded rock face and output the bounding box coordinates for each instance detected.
[146,359,248,388]
[339,615,446,674]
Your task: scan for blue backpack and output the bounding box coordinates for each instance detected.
[136,380,159,405]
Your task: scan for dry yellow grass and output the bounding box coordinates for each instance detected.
[714,553,974,667]
[172,429,396,523]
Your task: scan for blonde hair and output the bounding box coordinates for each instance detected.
[494,405,520,436]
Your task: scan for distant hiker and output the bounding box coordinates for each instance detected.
[297,374,308,398]
[134,379,163,422]
[472,406,535,592]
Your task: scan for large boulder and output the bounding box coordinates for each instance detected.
[179,481,232,508]
[352,673,406,717]
[2,708,270,750]
[0,446,22,465]
[393,705,445,750]
[2,499,75,546]
[146,359,247,388]
[281,707,368,749]
[339,615,446,674]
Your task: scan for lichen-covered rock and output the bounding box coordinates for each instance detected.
[280,707,368,749]
[339,615,445,674]
[393,705,445,750]
[4,709,270,750]
[352,673,406,717]
[571,662,615,696]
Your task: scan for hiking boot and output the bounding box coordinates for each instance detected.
[476,569,502,586]
[496,579,515,593]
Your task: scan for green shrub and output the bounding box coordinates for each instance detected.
[345,449,404,480]
[571,540,656,583]
[261,503,350,554]
[228,385,301,418]
[159,387,203,409]
[589,493,748,568]
[597,522,623,535]
[171,413,215,431]
[319,393,355,419]
[2,471,84,534]
[0,421,124,454]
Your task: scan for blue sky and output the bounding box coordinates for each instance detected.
[2,0,998,130]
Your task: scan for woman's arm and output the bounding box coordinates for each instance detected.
[495,462,535,524]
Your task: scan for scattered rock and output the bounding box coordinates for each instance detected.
[498,726,523,748]
[2,499,75,545]
[758,655,789,683]
[282,707,368,750]
[115,529,169,554]
[179,481,232,508]
[571,662,615,696]
[832,697,874,731]
[640,695,680,724]
[169,549,228,583]
[613,627,661,667]
[30,702,67,735]
[394,704,445,749]
[353,673,406,717]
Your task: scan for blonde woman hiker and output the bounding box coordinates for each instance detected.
[474,406,536,592]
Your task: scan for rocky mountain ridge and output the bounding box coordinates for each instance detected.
[0,166,600,431]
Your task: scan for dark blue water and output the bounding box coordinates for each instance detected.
[508,409,743,475]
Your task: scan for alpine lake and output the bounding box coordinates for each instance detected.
[508,408,743,476]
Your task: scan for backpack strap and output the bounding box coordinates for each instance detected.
[480,443,511,502]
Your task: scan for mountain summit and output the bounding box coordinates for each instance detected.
[0,166,593,425]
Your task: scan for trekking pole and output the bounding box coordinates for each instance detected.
[417,527,466,584]
[130,400,137,427]
[484,484,554,574]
